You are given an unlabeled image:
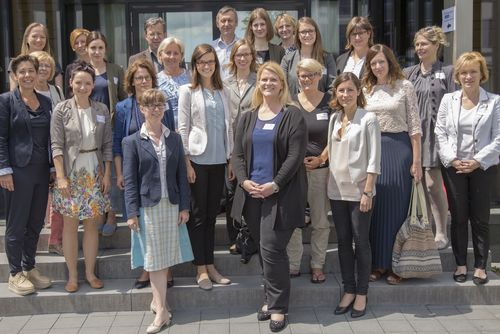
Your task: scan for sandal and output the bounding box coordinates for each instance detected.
[386,272,404,285]
[369,269,386,282]
[310,270,326,284]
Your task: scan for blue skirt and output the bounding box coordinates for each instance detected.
[369,132,413,270]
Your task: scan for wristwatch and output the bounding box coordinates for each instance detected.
[363,191,374,198]
[271,181,280,193]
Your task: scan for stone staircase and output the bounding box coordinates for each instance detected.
[1,212,500,317]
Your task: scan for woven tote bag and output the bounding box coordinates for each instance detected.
[392,181,443,278]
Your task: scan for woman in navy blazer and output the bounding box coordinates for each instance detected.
[436,51,500,285]
[113,59,174,290]
[0,55,53,295]
[123,88,192,333]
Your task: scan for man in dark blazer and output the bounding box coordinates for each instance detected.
[128,17,165,72]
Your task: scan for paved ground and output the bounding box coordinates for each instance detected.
[2,304,500,334]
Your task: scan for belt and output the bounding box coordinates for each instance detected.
[79,148,98,153]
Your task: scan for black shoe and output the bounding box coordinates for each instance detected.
[453,273,467,283]
[134,279,150,289]
[350,297,367,318]
[167,278,174,288]
[269,315,287,332]
[257,305,271,321]
[334,299,354,315]
[472,275,488,285]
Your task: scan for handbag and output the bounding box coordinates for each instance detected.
[392,181,443,278]
[234,218,258,264]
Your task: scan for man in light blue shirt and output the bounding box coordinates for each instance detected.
[212,6,239,79]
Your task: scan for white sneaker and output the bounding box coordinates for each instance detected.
[24,268,52,289]
[8,272,35,296]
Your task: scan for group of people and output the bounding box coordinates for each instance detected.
[0,5,499,333]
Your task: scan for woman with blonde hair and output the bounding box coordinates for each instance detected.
[363,44,422,285]
[232,61,307,332]
[245,8,285,65]
[157,37,191,129]
[404,26,455,250]
[30,50,65,256]
[336,16,374,78]
[9,23,63,90]
[286,58,332,283]
[274,13,297,54]
[436,51,500,284]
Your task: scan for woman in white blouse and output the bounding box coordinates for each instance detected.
[435,52,500,285]
[362,44,422,285]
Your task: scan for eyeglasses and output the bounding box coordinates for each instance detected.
[196,60,216,67]
[134,75,152,82]
[299,29,316,36]
[298,73,319,81]
[350,30,368,38]
[144,103,166,110]
[235,53,251,59]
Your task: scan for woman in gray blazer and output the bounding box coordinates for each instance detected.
[245,8,285,66]
[178,44,233,290]
[281,17,336,98]
[223,39,258,254]
[436,51,500,285]
[51,61,113,293]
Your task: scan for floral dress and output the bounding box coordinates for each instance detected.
[53,107,110,219]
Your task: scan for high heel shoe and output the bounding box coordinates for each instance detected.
[146,318,171,334]
[351,297,367,318]
[334,299,354,315]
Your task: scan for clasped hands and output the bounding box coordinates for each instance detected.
[451,159,480,174]
[242,180,275,199]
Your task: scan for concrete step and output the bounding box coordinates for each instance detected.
[1,272,500,316]
[0,218,340,253]
[0,245,487,282]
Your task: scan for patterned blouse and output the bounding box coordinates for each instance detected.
[364,79,421,136]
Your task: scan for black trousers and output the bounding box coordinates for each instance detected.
[441,166,496,269]
[187,162,226,265]
[225,177,238,245]
[331,199,373,295]
[4,164,49,275]
[243,195,294,315]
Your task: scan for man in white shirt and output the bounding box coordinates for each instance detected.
[212,6,239,79]
[129,17,166,72]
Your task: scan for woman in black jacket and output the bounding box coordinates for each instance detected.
[231,61,307,332]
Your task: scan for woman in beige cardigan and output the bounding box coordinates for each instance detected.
[51,61,113,293]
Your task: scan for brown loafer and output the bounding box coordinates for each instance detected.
[65,281,79,293]
[86,277,104,289]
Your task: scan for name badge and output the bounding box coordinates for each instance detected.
[316,113,329,121]
[96,115,106,123]
[262,123,275,130]
[113,77,119,85]
[435,71,446,80]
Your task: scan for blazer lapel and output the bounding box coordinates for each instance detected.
[451,91,461,133]
[12,89,32,138]
[227,76,241,99]
[140,136,159,161]
[164,133,174,162]
[241,73,257,101]
[69,97,84,147]
[473,88,489,133]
